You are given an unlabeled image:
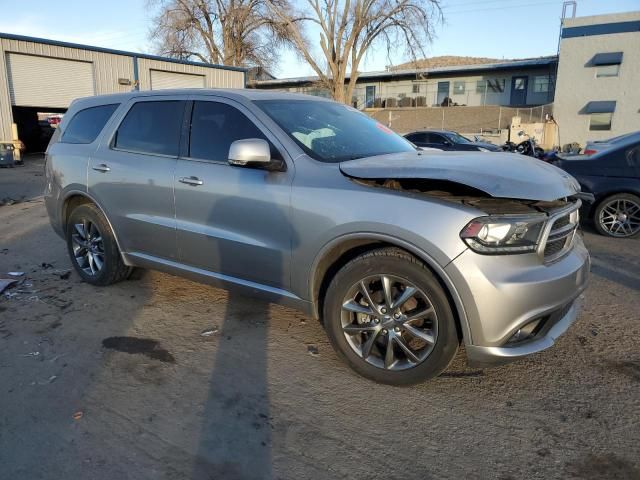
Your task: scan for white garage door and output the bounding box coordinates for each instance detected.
[150,69,206,90]
[6,53,95,107]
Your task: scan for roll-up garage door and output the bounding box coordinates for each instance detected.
[6,53,95,107]
[150,69,206,90]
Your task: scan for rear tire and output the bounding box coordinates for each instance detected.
[593,193,640,238]
[66,204,131,286]
[323,248,459,385]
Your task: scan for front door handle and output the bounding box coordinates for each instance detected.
[92,164,110,173]
[179,176,204,186]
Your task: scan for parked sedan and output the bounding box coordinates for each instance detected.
[552,135,640,238]
[583,130,640,156]
[404,130,502,152]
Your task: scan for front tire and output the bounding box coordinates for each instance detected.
[593,193,640,238]
[66,204,131,286]
[323,248,459,385]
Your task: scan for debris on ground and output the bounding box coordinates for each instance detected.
[200,326,219,337]
[307,345,320,356]
[0,278,18,294]
[7,271,24,277]
[21,351,40,357]
[35,375,58,386]
[72,411,83,420]
[59,271,71,280]
[41,262,54,270]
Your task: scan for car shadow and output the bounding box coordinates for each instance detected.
[190,193,297,479]
[590,258,640,291]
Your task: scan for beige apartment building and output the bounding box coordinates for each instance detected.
[554,11,640,146]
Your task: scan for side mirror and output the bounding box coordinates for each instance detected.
[228,138,275,168]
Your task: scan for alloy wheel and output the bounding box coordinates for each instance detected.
[598,198,640,237]
[71,219,105,276]
[340,275,438,371]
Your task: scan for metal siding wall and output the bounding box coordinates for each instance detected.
[0,38,135,96]
[150,69,206,89]
[0,40,13,140]
[0,36,242,141]
[137,58,243,90]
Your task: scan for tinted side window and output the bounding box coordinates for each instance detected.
[61,104,119,144]
[406,133,426,143]
[426,133,445,144]
[114,101,184,156]
[189,101,267,161]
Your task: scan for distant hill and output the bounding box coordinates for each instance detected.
[390,56,512,71]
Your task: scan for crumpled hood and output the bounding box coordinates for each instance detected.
[339,151,581,201]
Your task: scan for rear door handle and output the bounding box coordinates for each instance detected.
[92,164,111,173]
[179,176,204,186]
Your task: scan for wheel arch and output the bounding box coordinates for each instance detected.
[61,191,128,263]
[591,189,640,217]
[309,233,471,343]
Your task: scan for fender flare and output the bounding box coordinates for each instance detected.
[61,190,129,263]
[309,232,472,343]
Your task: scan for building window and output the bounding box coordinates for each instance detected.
[596,64,619,78]
[476,79,505,93]
[412,84,420,93]
[533,76,550,93]
[453,81,465,94]
[589,113,612,131]
[590,52,622,78]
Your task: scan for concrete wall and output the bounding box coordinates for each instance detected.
[554,11,640,146]
[0,36,244,142]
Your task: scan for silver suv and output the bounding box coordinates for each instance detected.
[45,89,590,385]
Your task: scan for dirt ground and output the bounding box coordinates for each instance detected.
[0,158,639,480]
[0,154,46,204]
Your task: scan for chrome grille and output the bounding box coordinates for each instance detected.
[541,202,580,263]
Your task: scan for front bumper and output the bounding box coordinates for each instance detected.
[445,234,590,367]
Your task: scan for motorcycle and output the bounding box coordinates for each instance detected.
[501,132,544,159]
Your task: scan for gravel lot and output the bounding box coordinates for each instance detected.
[0,154,46,203]
[0,158,639,480]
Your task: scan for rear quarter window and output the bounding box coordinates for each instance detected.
[61,104,120,144]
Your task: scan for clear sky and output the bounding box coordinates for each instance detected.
[0,0,638,77]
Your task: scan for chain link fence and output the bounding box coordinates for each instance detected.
[366,104,554,135]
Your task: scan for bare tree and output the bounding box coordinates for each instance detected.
[267,0,442,103]
[149,0,293,69]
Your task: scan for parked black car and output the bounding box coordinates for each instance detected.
[552,135,640,238]
[404,130,502,152]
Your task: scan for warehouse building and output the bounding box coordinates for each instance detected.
[0,33,246,152]
[554,11,640,145]
[252,57,557,110]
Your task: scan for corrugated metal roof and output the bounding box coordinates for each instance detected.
[0,32,247,73]
[256,56,558,86]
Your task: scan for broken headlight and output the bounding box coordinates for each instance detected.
[460,215,546,254]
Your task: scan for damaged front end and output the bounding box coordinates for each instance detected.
[336,152,591,365]
[346,171,584,265]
